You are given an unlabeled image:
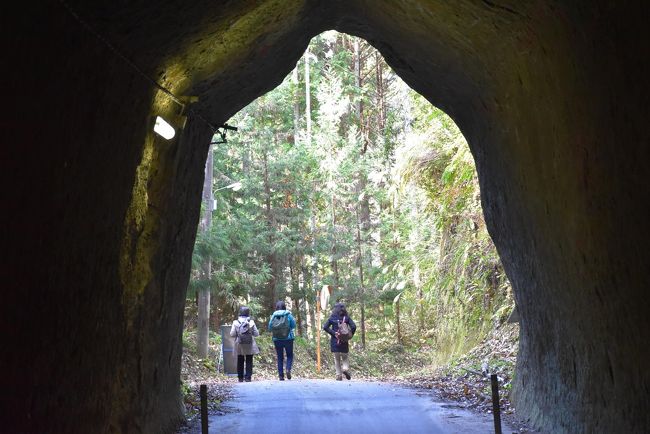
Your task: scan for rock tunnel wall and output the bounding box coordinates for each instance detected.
[3,1,649,432]
[4,3,214,432]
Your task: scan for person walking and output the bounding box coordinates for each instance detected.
[323,302,356,381]
[230,306,260,382]
[268,301,296,381]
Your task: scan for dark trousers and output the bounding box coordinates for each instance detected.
[237,354,253,380]
[273,339,294,377]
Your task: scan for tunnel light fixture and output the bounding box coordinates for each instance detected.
[154,116,176,140]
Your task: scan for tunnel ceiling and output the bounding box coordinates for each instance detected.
[5,1,650,433]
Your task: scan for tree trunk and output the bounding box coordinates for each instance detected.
[242,142,251,176]
[210,293,221,333]
[304,47,311,147]
[412,226,424,331]
[415,262,424,331]
[375,51,386,132]
[395,293,402,345]
[292,63,300,145]
[354,38,370,155]
[302,263,315,339]
[353,38,369,348]
[354,38,362,120]
[356,208,367,349]
[263,149,278,314]
[330,196,340,292]
[309,197,319,304]
[197,288,210,358]
[306,48,319,313]
[289,259,302,336]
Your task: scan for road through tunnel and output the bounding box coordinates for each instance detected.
[4,1,649,432]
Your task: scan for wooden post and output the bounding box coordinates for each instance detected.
[316,290,321,372]
[490,374,502,434]
[200,384,208,434]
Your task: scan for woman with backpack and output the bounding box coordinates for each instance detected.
[323,302,356,381]
[268,301,296,381]
[229,306,260,382]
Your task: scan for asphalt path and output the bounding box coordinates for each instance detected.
[211,379,512,433]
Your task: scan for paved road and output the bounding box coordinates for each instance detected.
[210,379,512,433]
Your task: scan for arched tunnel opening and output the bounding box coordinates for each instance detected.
[4,1,649,433]
[183,28,517,407]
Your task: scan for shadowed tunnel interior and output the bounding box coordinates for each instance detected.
[4,1,649,432]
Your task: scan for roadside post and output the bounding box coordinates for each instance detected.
[200,384,208,434]
[490,374,502,434]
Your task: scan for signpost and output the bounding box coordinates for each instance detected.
[320,285,330,310]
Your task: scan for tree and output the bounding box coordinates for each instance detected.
[185,31,513,365]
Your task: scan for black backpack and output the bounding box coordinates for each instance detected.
[237,319,253,345]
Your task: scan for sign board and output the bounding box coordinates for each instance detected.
[220,325,238,376]
[320,285,331,310]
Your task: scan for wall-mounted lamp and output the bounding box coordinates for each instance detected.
[153,116,176,140]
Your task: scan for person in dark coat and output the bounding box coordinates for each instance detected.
[323,302,356,380]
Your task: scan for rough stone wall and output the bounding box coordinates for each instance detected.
[3,1,649,432]
[328,2,650,432]
[340,4,650,431]
[3,2,213,432]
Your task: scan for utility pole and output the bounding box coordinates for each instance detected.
[197,144,214,359]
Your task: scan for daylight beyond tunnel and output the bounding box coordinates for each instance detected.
[4,1,650,433]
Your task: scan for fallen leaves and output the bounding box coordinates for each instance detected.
[178,322,535,432]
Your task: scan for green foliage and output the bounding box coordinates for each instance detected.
[202,358,216,372]
[185,31,514,368]
[182,329,197,354]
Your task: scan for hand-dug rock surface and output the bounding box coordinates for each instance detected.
[4,1,649,433]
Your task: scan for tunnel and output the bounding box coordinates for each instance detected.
[4,1,649,432]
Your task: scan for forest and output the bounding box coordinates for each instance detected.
[183,31,516,387]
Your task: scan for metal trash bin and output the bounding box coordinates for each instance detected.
[220,325,238,376]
